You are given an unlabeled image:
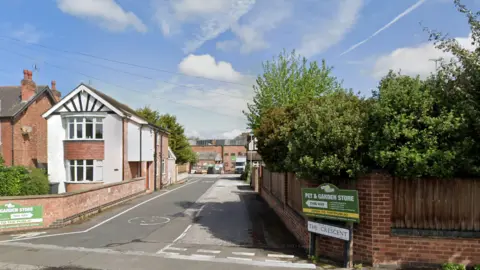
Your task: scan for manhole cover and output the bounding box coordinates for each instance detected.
[128,216,170,226]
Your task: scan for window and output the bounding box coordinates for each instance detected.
[224,153,229,156]
[231,153,236,156]
[69,160,93,181]
[238,152,243,156]
[66,117,103,140]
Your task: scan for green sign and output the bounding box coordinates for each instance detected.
[301,183,360,223]
[231,156,236,161]
[0,203,43,229]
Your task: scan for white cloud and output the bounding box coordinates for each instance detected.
[9,23,44,44]
[341,0,427,56]
[153,0,255,53]
[297,0,364,58]
[216,40,240,52]
[57,0,147,33]
[372,34,474,79]
[226,0,292,54]
[178,54,243,82]
[222,129,244,139]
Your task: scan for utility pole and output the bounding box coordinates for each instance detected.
[429,58,442,70]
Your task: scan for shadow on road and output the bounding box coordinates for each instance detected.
[173,184,308,260]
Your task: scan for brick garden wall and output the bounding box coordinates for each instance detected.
[0,177,146,233]
[258,168,480,268]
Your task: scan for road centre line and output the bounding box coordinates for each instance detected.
[165,247,187,251]
[0,179,200,243]
[191,254,216,259]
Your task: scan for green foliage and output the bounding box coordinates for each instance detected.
[474,264,480,270]
[136,107,197,164]
[241,162,251,182]
[288,90,370,181]
[0,166,28,196]
[442,263,466,270]
[368,72,473,178]
[255,106,295,172]
[20,168,49,196]
[245,50,342,130]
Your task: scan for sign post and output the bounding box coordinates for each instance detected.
[0,203,43,229]
[302,183,359,268]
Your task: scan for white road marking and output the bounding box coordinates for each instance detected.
[227,257,253,261]
[195,204,206,218]
[191,254,215,259]
[157,224,192,253]
[267,254,295,259]
[0,241,316,269]
[197,249,221,254]
[266,259,293,263]
[165,247,187,251]
[127,216,170,226]
[0,179,199,243]
[232,251,255,256]
[11,232,46,240]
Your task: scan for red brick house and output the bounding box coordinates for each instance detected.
[0,70,61,168]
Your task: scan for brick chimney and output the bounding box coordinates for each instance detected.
[21,69,36,101]
[51,80,61,102]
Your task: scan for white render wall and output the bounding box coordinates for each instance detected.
[47,114,67,193]
[102,114,122,183]
[128,121,140,161]
[141,126,154,162]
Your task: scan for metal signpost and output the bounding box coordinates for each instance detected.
[0,203,43,229]
[302,183,359,268]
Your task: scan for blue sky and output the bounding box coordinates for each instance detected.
[0,0,477,138]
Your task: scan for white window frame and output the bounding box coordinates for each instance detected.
[67,160,103,182]
[65,115,105,140]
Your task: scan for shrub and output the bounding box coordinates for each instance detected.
[474,264,480,270]
[287,90,370,182]
[20,168,49,196]
[368,72,473,178]
[0,166,30,196]
[442,263,466,270]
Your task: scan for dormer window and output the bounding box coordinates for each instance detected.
[66,116,104,140]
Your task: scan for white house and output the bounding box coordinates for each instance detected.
[42,83,169,193]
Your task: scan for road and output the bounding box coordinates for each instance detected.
[0,175,315,270]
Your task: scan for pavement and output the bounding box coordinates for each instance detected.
[0,175,317,270]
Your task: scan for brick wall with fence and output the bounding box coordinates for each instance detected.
[257,167,480,268]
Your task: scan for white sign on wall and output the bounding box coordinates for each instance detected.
[307,221,350,241]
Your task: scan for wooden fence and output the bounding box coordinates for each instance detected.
[177,163,189,173]
[392,177,480,231]
[262,167,480,232]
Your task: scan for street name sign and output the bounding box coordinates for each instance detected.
[301,183,360,223]
[307,221,350,241]
[0,203,43,229]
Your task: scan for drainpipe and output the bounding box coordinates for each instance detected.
[154,130,158,191]
[139,125,142,177]
[160,132,163,189]
[10,118,14,166]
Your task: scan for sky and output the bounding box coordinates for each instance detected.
[0,0,477,139]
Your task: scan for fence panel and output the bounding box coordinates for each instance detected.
[271,172,285,203]
[262,168,271,191]
[287,173,303,213]
[392,177,480,231]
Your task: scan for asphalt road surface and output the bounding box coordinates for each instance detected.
[0,175,315,270]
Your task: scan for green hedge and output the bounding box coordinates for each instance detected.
[0,164,49,196]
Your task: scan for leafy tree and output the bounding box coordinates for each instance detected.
[255,106,295,172]
[368,72,472,178]
[287,90,370,181]
[136,107,197,164]
[245,50,342,130]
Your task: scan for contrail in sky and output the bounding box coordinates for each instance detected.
[340,0,427,56]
